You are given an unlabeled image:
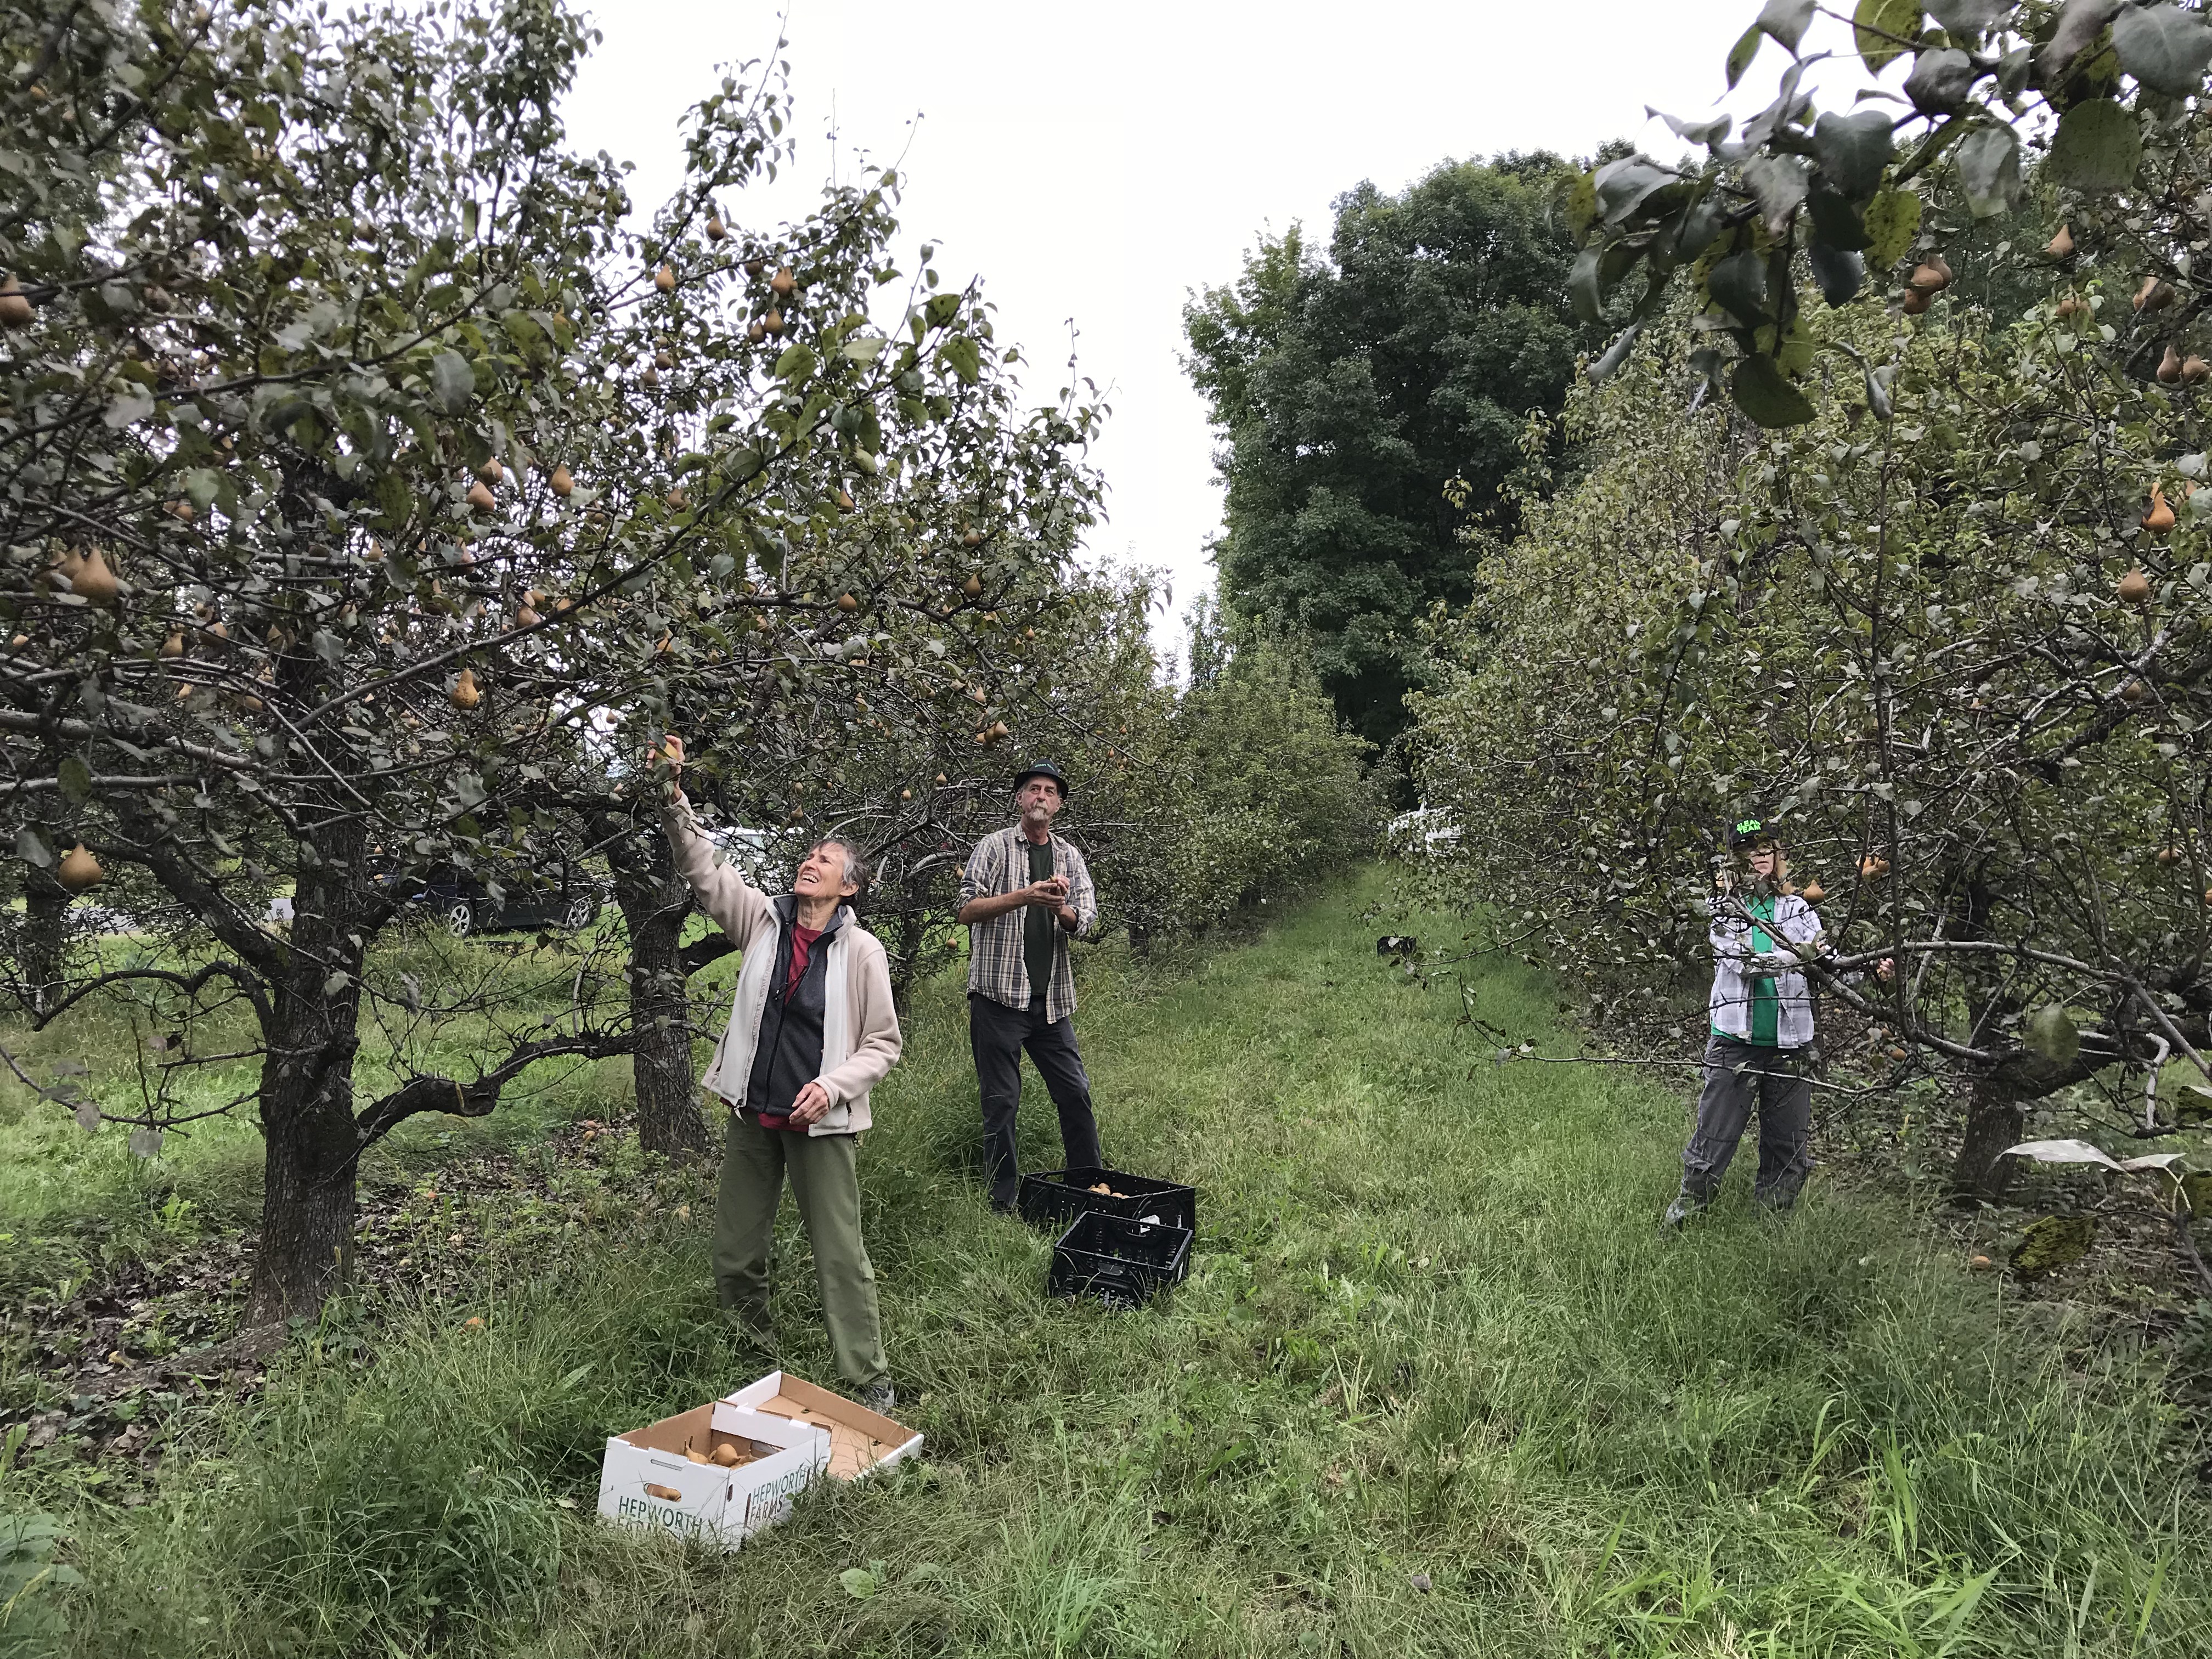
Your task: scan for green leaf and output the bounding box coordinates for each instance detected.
[839,1567,878,1599]
[1726,24,1763,88]
[1808,187,1872,251]
[938,336,981,385]
[2112,3,2212,95]
[57,757,91,804]
[2048,98,2141,193]
[1730,353,1816,427]
[771,342,817,381]
[923,294,961,329]
[428,350,476,415]
[1742,154,1808,235]
[16,825,53,868]
[1955,123,2022,218]
[1807,240,1866,304]
[1568,245,1604,323]
[1812,109,1895,199]
[2024,1003,2080,1063]
[1861,189,1923,270]
[1757,0,1815,53]
[1594,156,1678,227]
[1586,322,1643,384]
[1707,249,1769,327]
[1854,0,1922,72]
[103,390,155,428]
[840,334,887,364]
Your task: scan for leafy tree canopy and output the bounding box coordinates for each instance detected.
[1182,154,1604,752]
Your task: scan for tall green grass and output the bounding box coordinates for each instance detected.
[16,872,2209,1655]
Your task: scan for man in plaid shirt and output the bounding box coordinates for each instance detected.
[956,759,1103,1212]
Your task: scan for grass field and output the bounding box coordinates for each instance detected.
[4,871,2209,1656]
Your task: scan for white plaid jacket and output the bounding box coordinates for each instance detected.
[958,826,1096,1022]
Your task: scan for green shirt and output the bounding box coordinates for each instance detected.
[1023,836,1056,1001]
[1713,894,1781,1047]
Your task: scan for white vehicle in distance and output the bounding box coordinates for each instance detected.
[1386,806,1461,859]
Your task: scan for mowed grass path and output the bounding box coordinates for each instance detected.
[59,873,2210,1656]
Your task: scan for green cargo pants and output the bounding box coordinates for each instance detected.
[714,1111,888,1391]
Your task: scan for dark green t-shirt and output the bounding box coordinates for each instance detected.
[1024,837,1056,1001]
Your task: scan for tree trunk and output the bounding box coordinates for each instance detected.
[1950,1077,2027,1202]
[18,869,68,1015]
[608,819,710,1159]
[247,845,370,1319]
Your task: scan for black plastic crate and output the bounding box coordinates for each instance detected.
[1017,1166,1198,1237]
[1048,1210,1193,1308]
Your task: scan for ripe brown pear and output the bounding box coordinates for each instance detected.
[1901,286,1933,316]
[641,364,660,390]
[744,257,765,279]
[706,216,729,242]
[2157,845,2185,867]
[654,348,674,370]
[70,547,120,604]
[467,480,496,511]
[2055,292,2089,321]
[549,465,574,498]
[2137,275,2175,312]
[2143,488,2176,533]
[0,275,31,327]
[477,457,504,485]
[2159,343,2185,384]
[962,573,983,597]
[450,668,481,709]
[837,592,859,612]
[654,263,675,292]
[2118,566,2153,603]
[2045,224,2074,258]
[1860,855,1889,879]
[962,528,983,548]
[770,265,795,297]
[1908,257,1952,292]
[57,843,104,891]
[1800,879,1825,904]
[763,309,783,336]
[2186,357,2211,385]
[747,320,766,343]
[159,631,183,658]
[517,604,542,628]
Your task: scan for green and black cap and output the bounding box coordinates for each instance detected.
[1725,815,1780,849]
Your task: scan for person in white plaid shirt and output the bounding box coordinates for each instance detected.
[956,760,1103,1212]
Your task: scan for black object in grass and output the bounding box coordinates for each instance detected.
[1048,1211,1193,1308]
[1017,1165,1198,1238]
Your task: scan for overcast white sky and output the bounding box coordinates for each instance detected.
[561,1,1786,648]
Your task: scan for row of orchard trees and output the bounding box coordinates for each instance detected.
[0,0,1378,1316]
[1409,1,2212,1203]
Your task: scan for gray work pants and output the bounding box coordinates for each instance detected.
[1674,1036,1813,1211]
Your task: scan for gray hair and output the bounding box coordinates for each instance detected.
[806,838,864,892]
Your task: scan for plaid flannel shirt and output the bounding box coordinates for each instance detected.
[959,826,1096,1022]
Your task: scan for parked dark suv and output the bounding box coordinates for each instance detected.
[377,858,605,939]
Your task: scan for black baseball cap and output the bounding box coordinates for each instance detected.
[1013,759,1069,799]
[1725,815,1780,848]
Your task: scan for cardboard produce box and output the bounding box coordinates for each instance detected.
[726,1370,923,1482]
[596,1372,922,1550]
[596,1396,828,1547]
